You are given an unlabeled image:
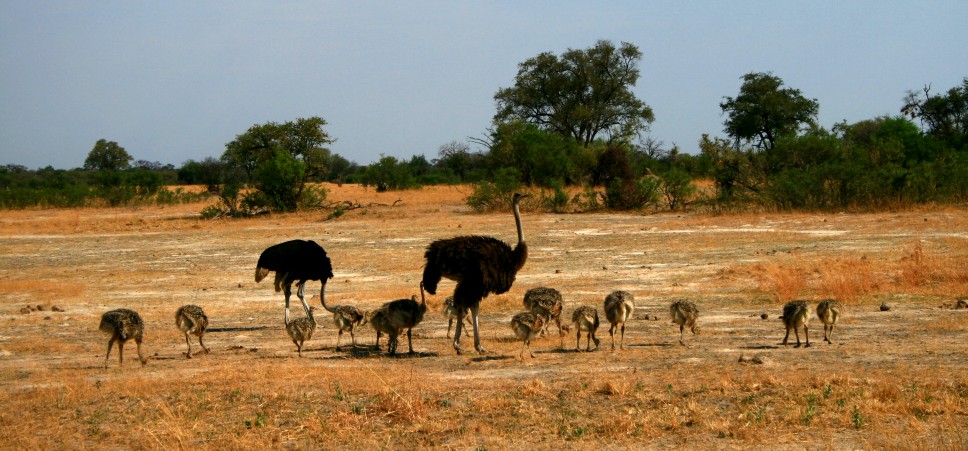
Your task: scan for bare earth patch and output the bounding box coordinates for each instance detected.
[0,184,966,448]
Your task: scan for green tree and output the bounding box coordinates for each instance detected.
[221,116,333,212]
[720,72,819,152]
[494,40,655,147]
[84,139,132,171]
[902,77,968,148]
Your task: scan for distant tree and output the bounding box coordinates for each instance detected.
[720,72,819,152]
[222,117,334,180]
[435,141,477,181]
[221,116,334,212]
[494,40,655,147]
[902,77,968,148]
[84,139,132,171]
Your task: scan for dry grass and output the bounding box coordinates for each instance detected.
[0,184,967,449]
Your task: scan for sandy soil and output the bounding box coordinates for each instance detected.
[0,184,966,448]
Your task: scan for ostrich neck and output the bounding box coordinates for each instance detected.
[320,283,336,314]
[513,201,525,245]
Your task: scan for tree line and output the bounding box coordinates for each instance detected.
[2,40,965,213]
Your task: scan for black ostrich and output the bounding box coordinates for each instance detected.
[255,239,334,324]
[422,192,529,354]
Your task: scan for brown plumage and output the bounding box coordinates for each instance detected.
[286,307,316,356]
[669,300,700,346]
[604,291,635,350]
[367,306,400,354]
[99,308,147,368]
[442,296,471,338]
[422,192,529,354]
[382,286,428,355]
[523,287,569,346]
[782,300,810,348]
[316,294,366,351]
[816,299,841,344]
[571,306,601,352]
[255,239,334,325]
[510,311,545,359]
[175,304,209,358]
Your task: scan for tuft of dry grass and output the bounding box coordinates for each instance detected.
[1,186,967,448]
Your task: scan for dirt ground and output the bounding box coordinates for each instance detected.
[0,184,966,449]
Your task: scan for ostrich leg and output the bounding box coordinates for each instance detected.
[470,304,486,353]
[295,282,312,319]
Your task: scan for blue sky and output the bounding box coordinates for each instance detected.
[1,1,965,169]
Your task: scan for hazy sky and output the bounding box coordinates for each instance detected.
[1,1,965,170]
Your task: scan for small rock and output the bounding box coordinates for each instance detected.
[51,306,64,312]
[35,305,46,311]
[44,316,52,320]
[880,303,891,311]
[555,269,562,274]
[760,313,769,320]
[956,299,968,310]
[19,307,31,314]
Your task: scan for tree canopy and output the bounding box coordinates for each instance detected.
[84,139,132,171]
[720,72,819,152]
[494,40,655,147]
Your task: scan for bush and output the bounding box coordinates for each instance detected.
[467,167,522,212]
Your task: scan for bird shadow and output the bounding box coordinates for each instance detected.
[739,344,782,350]
[207,326,269,333]
[470,355,514,362]
[626,342,674,348]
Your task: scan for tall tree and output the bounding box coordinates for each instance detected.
[84,139,132,171]
[221,116,334,211]
[902,77,968,148]
[720,72,819,152]
[494,40,655,147]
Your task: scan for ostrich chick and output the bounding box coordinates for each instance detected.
[286,307,317,356]
[571,306,601,352]
[782,300,810,348]
[175,304,210,358]
[604,291,635,350]
[816,299,841,344]
[99,308,148,368]
[669,300,700,346]
[510,311,546,359]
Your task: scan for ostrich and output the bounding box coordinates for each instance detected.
[816,299,841,344]
[384,285,428,355]
[422,192,530,354]
[442,296,471,338]
[523,287,569,345]
[367,306,400,354]
[312,294,367,352]
[669,300,700,346]
[510,311,545,359]
[604,291,635,350]
[571,306,601,352]
[286,307,316,356]
[174,304,210,358]
[255,239,334,325]
[99,308,147,368]
[782,300,810,348]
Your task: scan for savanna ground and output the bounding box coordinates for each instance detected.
[0,184,966,449]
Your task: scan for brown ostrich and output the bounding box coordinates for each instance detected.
[367,306,399,354]
[782,300,810,348]
[422,192,529,354]
[174,304,210,358]
[510,311,545,359]
[816,299,841,344]
[603,291,635,350]
[442,296,471,338]
[669,300,700,346]
[255,239,334,325]
[286,307,317,356]
[571,306,601,352]
[99,308,148,368]
[313,294,366,352]
[523,287,570,345]
[382,285,428,355]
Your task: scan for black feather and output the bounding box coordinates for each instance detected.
[255,240,334,290]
